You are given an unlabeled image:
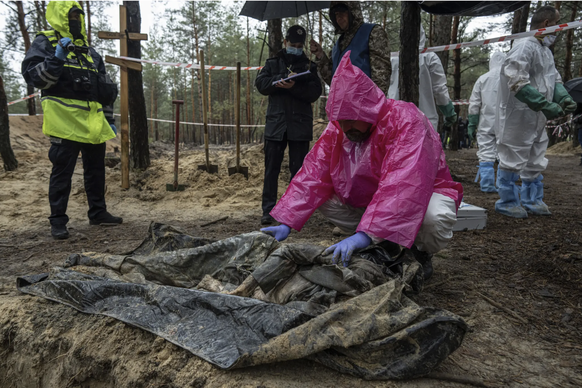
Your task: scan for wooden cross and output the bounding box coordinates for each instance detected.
[97,5,148,189]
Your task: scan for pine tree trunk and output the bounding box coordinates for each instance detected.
[318,11,327,120]
[191,2,202,145]
[433,15,452,77]
[154,93,159,141]
[563,2,577,82]
[268,19,282,58]
[149,85,154,140]
[0,76,18,171]
[511,3,531,33]
[86,1,92,46]
[398,2,420,105]
[15,2,36,116]
[124,1,150,169]
[450,16,461,151]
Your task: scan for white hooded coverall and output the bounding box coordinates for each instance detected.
[469,52,506,163]
[388,26,451,131]
[495,37,562,181]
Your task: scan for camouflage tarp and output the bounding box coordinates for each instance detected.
[17,222,467,380]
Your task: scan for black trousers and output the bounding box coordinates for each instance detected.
[48,137,107,226]
[262,133,310,216]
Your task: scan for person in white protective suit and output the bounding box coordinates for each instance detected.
[388,25,457,131]
[495,5,577,218]
[468,51,507,193]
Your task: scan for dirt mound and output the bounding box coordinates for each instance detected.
[313,119,328,140]
[2,116,332,234]
[545,140,581,156]
[8,115,121,153]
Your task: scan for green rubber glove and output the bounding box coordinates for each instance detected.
[515,84,564,120]
[437,101,457,126]
[553,83,577,114]
[468,114,479,139]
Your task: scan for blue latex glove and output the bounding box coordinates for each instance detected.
[110,124,117,135]
[261,224,291,242]
[324,231,371,267]
[55,37,72,60]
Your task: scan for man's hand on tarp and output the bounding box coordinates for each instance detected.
[325,232,372,267]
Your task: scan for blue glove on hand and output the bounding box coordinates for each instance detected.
[324,231,371,267]
[261,224,291,242]
[110,124,117,135]
[55,37,72,61]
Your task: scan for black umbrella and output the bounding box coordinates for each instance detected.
[564,77,582,104]
[420,1,529,16]
[239,1,330,21]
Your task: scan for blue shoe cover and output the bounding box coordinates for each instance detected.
[521,175,551,216]
[495,169,528,218]
[474,162,497,193]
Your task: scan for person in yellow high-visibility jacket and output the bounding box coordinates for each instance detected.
[22,1,121,239]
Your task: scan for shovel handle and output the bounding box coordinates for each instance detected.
[236,62,241,168]
[172,100,184,186]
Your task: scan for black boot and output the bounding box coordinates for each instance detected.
[89,212,123,226]
[261,215,275,225]
[51,224,69,240]
[411,245,434,281]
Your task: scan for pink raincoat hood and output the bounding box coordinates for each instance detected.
[271,53,463,248]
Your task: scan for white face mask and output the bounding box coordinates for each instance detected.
[542,35,557,47]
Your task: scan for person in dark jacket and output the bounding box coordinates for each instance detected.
[309,1,391,94]
[255,25,322,225]
[21,1,121,240]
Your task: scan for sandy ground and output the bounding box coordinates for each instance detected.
[1,116,581,388]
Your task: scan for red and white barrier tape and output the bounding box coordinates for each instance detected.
[546,114,581,137]
[421,20,582,54]
[112,113,264,128]
[118,56,263,71]
[7,91,40,106]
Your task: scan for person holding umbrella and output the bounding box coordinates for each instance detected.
[309,1,391,94]
[255,25,323,226]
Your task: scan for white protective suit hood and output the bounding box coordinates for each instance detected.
[388,25,451,131]
[489,51,505,72]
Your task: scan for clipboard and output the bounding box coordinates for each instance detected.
[272,70,311,85]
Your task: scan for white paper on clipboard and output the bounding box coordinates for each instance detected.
[272,70,311,85]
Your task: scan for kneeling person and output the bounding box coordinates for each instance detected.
[261,53,463,279]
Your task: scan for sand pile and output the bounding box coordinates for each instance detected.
[545,140,581,156]
[2,116,334,234]
[8,115,120,153]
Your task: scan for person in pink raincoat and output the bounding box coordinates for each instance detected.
[261,53,463,279]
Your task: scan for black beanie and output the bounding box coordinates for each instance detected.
[286,25,306,44]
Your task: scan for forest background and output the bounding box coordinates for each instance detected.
[1,1,581,146]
